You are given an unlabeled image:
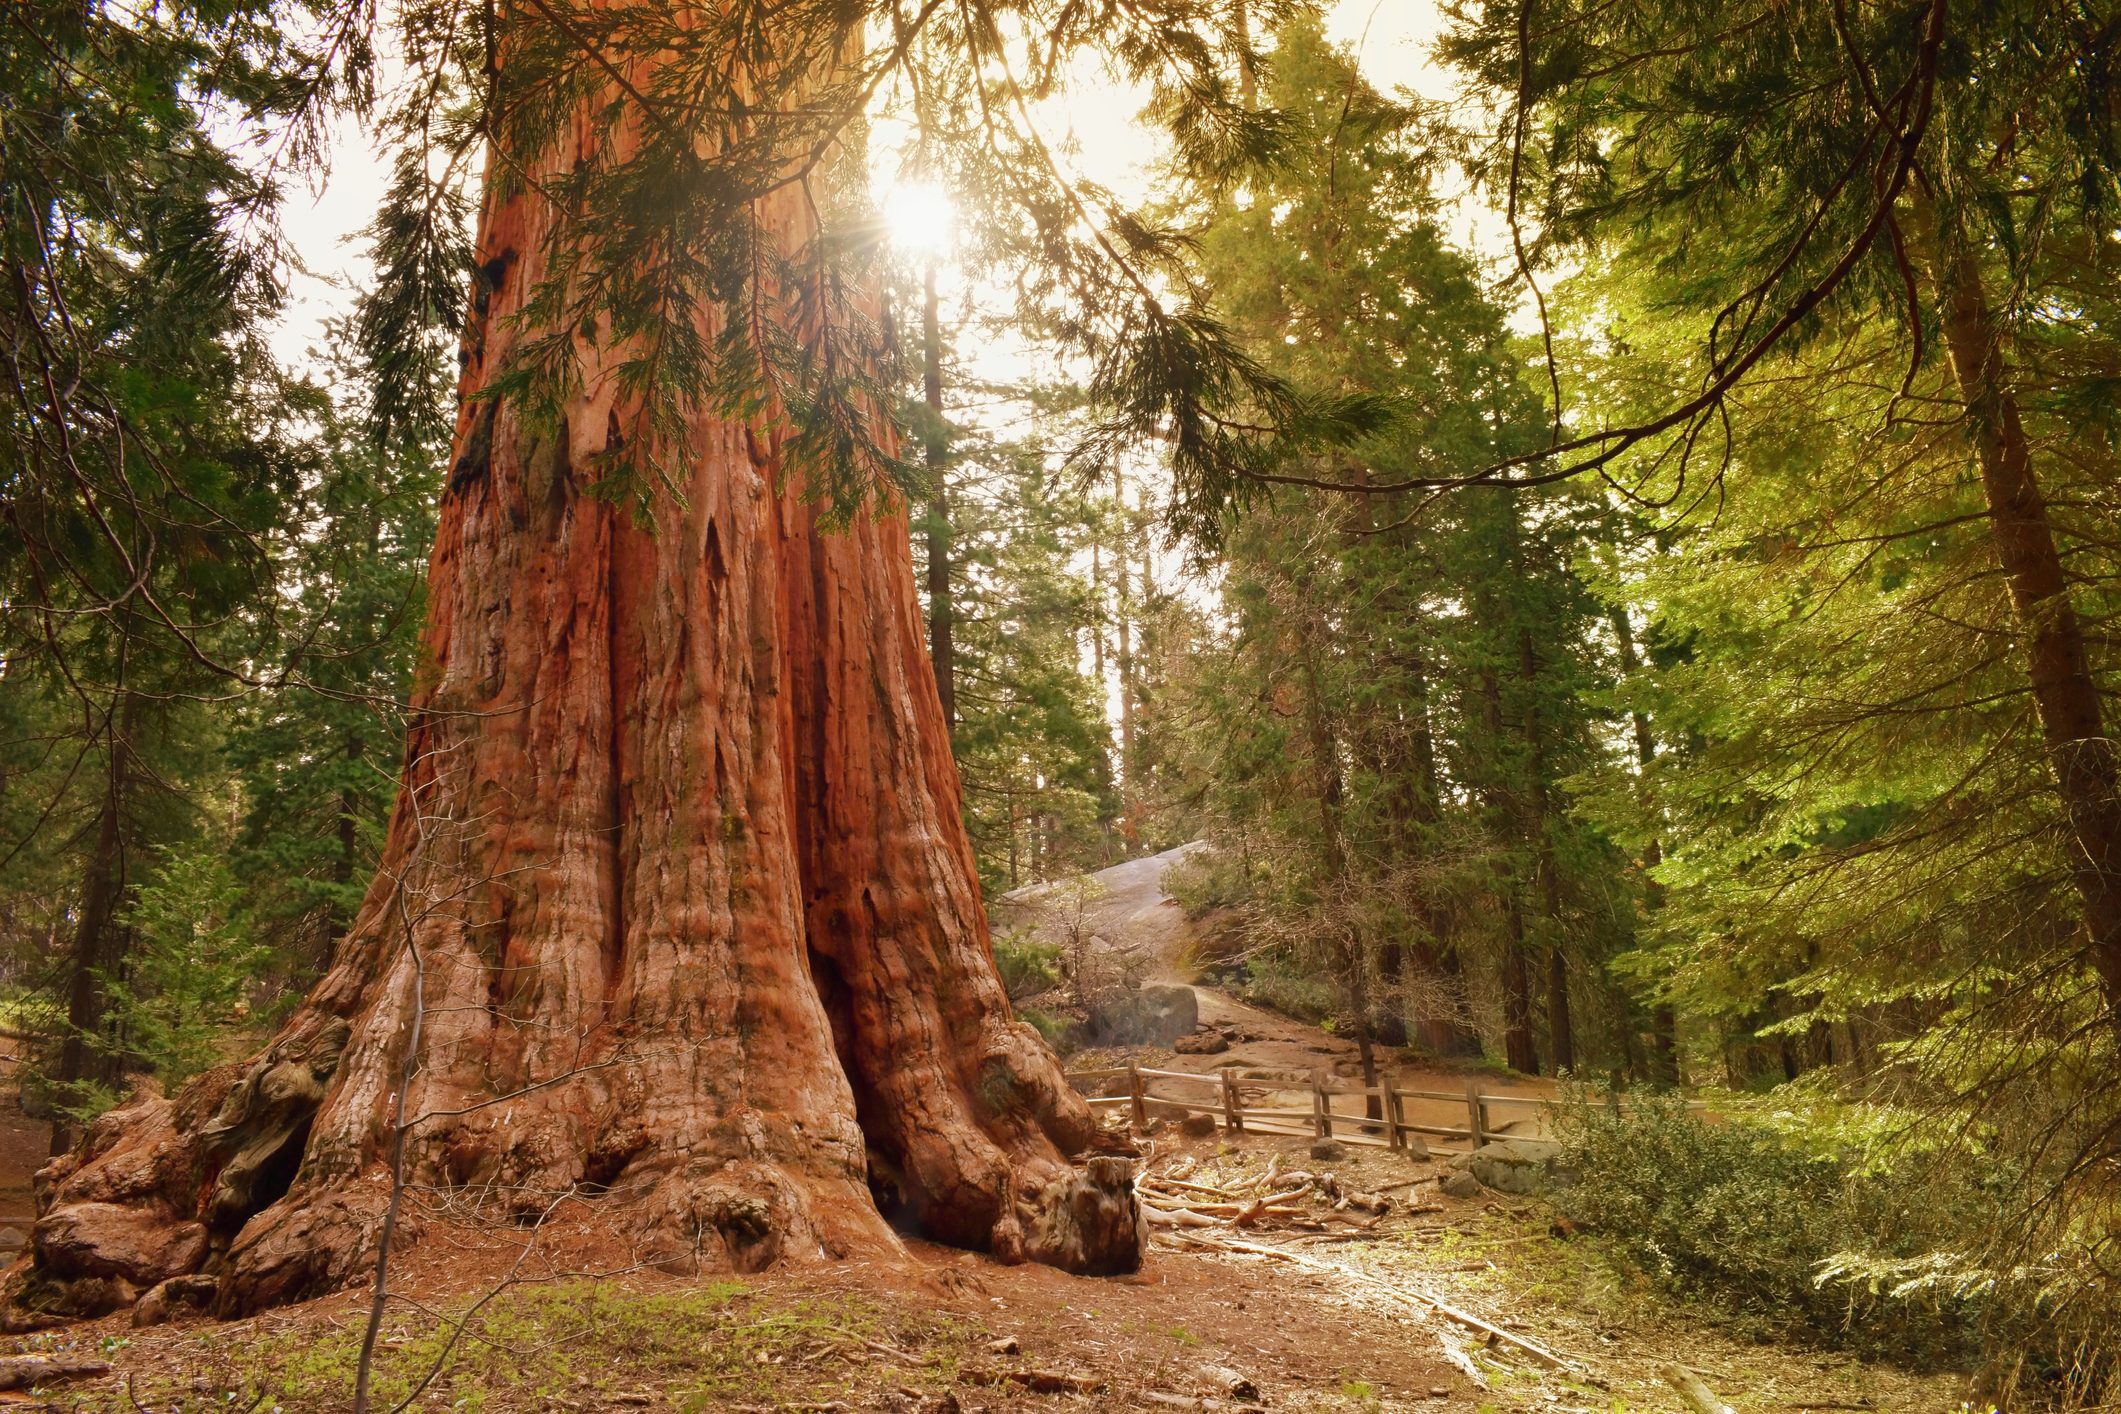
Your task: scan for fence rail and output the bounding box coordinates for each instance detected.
[1067,1062,1705,1154]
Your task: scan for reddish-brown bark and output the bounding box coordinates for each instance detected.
[8,16,1139,1328]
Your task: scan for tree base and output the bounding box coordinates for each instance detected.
[5,1036,1146,1327]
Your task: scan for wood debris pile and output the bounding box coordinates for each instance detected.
[1136,1155,1426,1237]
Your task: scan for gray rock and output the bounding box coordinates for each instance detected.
[1088,984,1200,1046]
[1448,1138,1565,1196]
[1309,1138,1347,1162]
[1440,1170,1483,1199]
[1402,1134,1431,1161]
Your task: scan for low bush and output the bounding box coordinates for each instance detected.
[1551,1095,1995,1366]
[1237,951,1336,1024]
[1019,1006,1077,1054]
[992,932,1061,1001]
[1159,847,1252,918]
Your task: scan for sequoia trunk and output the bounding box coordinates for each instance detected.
[11,11,1139,1327]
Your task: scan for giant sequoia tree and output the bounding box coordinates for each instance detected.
[3,0,1310,1323]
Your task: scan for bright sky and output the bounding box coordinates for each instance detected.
[266,2,1467,373]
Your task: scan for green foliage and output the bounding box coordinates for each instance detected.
[1553,1097,1996,1364]
[1019,1007,1076,1055]
[1236,953,1336,1026]
[1427,0,2121,1391]
[943,428,1121,892]
[101,842,273,1096]
[1151,16,1645,1073]
[992,932,1061,1002]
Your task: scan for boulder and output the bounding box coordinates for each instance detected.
[1403,1134,1431,1161]
[1440,1170,1483,1199]
[1173,1029,1229,1055]
[1087,985,1199,1047]
[1178,1113,1218,1138]
[1308,1138,1347,1162]
[1448,1139,1566,1196]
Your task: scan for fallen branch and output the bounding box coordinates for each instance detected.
[1143,1205,1221,1229]
[1141,1197,1305,1219]
[959,1365,1105,1394]
[0,1355,112,1390]
[1144,1177,1240,1200]
[1661,1363,1736,1414]
[1435,1336,1489,1390]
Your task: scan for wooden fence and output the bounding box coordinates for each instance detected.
[1065,1064,1702,1155]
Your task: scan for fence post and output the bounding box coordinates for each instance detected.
[1129,1063,1146,1129]
[1312,1070,1332,1139]
[1385,1087,1404,1151]
[1464,1079,1486,1148]
[1222,1070,1242,1134]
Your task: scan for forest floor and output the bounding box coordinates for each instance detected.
[0,852,1973,1412]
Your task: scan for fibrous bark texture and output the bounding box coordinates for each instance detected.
[8,17,1140,1328]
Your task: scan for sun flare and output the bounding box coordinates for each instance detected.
[882,180,957,258]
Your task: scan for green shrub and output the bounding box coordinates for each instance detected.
[1160,847,1253,918]
[1237,951,1336,1024]
[1020,1007,1076,1055]
[992,932,1061,1001]
[1551,1095,1990,1364]
[61,841,274,1120]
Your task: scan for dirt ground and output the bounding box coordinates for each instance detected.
[0,855,1975,1411]
[0,1124,1967,1412]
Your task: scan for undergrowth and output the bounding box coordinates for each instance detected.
[1550,1095,2001,1369]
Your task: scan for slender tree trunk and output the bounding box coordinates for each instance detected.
[54,691,140,1152]
[1090,538,1106,687]
[18,13,1140,1324]
[1521,626,1572,1075]
[1479,669,1540,1075]
[922,262,954,732]
[1911,188,2121,1032]
[1499,895,1539,1076]
[1113,466,1135,812]
[1296,631,1382,1118]
[1399,652,1481,1057]
[1611,607,1678,1084]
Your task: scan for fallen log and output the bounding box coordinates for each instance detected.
[1143,1206,1221,1229]
[0,1355,112,1391]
